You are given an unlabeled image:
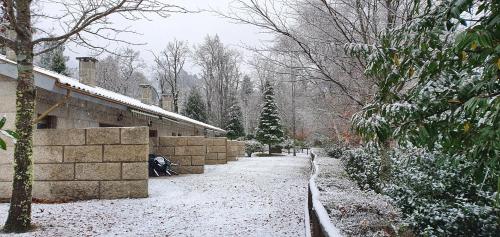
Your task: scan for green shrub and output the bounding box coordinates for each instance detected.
[342,145,382,192]
[343,145,500,236]
[385,149,499,236]
[323,142,346,158]
[244,140,264,157]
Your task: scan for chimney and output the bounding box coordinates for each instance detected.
[139,84,153,105]
[161,95,173,111]
[5,29,16,61]
[77,57,98,86]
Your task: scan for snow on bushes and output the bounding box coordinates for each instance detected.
[314,152,401,237]
[341,145,499,236]
[385,149,499,236]
[322,142,346,159]
[244,140,264,157]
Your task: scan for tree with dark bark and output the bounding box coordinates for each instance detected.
[0,0,186,232]
[153,39,189,113]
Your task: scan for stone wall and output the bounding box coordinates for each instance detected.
[156,136,206,174]
[0,127,149,202]
[227,140,246,161]
[205,138,227,165]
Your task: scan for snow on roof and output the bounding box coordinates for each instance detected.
[0,55,225,133]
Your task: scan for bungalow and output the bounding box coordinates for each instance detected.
[0,55,225,143]
[0,53,232,201]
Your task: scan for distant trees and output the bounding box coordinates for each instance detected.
[240,75,254,132]
[225,95,245,139]
[153,39,190,113]
[183,88,208,123]
[256,81,284,153]
[194,35,242,128]
[38,43,69,76]
[96,48,147,99]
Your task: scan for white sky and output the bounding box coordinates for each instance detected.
[63,0,270,77]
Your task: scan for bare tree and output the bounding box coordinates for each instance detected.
[221,0,417,141]
[97,47,147,99]
[194,35,242,128]
[152,39,189,113]
[0,0,186,232]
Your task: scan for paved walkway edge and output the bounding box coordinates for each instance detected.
[307,150,343,237]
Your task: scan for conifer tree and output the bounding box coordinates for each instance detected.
[183,88,208,123]
[256,81,284,153]
[39,43,69,75]
[225,95,245,139]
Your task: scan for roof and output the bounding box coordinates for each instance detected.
[0,55,225,133]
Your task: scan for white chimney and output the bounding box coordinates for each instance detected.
[139,84,153,105]
[77,57,98,86]
[161,95,173,111]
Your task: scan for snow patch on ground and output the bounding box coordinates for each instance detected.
[0,155,310,237]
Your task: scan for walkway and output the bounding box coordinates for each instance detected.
[0,154,310,237]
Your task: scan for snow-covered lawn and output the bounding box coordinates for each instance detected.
[0,155,310,237]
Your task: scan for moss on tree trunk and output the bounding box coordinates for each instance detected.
[3,0,35,233]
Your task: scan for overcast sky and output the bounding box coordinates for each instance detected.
[63,0,269,77]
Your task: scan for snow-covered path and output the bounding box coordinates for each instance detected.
[0,155,310,237]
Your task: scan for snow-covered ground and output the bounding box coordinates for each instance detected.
[313,151,400,237]
[0,155,310,237]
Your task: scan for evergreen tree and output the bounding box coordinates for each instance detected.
[225,95,245,139]
[39,43,69,75]
[183,88,208,123]
[256,81,284,153]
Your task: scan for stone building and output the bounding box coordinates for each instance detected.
[0,54,233,201]
[0,55,225,146]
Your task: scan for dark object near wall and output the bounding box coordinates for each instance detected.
[270,145,282,154]
[148,154,178,177]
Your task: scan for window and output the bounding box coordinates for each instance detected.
[149,130,158,138]
[172,132,176,136]
[178,133,182,136]
[37,115,57,129]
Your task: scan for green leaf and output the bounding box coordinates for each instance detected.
[0,117,5,129]
[2,130,18,140]
[0,139,5,150]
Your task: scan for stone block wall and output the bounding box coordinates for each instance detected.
[0,127,149,202]
[156,136,206,174]
[227,140,246,161]
[205,138,227,165]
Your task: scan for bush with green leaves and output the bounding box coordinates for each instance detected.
[344,1,499,235]
[322,142,346,159]
[347,0,499,189]
[244,140,264,157]
[342,145,382,193]
[385,148,499,236]
[0,116,18,151]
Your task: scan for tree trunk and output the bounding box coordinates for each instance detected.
[4,0,36,233]
[379,140,392,184]
[173,91,179,113]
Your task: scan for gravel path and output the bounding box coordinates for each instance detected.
[0,155,310,237]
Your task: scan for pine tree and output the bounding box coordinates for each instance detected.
[183,88,208,123]
[39,43,69,75]
[256,81,284,154]
[225,95,245,139]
